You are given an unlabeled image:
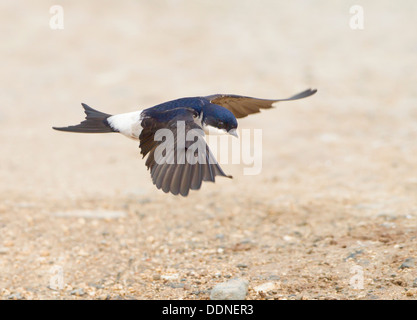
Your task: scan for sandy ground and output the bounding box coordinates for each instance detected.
[1,1,417,300]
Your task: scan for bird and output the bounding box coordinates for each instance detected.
[53,88,317,196]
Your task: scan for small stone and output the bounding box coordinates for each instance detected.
[399,258,414,269]
[344,250,363,261]
[152,274,161,280]
[161,274,179,281]
[406,290,416,297]
[70,288,86,296]
[8,293,23,300]
[210,279,248,300]
[167,283,184,289]
[253,282,280,294]
[77,249,89,257]
[3,241,14,247]
[88,283,104,289]
[236,263,248,269]
[283,235,294,242]
[392,279,406,287]
[412,278,417,288]
[40,250,50,257]
[231,241,253,251]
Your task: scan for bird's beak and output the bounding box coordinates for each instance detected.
[228,128,239,138]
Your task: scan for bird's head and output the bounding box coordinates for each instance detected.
[202,105,238,137]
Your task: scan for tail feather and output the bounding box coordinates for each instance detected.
[53,103,114,133]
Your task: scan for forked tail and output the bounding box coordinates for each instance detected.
[53,103,115,133]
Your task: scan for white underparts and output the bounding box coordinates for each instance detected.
[203,124,228,136]
[107,110,143,140]
[107,110,233,141]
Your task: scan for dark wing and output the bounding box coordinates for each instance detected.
[139,109,231,196]
[205,88,317,119]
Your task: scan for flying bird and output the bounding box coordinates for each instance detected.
[53,88,317,196]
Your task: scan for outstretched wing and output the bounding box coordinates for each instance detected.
[205,88,317,119]
[139,109,231,196]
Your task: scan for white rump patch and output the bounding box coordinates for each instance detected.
[107,110,143,140]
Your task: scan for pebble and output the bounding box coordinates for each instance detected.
[88,283,104,289]
[8,293,23,300]
[399,258,414,269]
[3,241,14,247]
[40,250,50,257]
[253,282,280,294]
[210,279,248,300]
[283,235,294,242]
[344,249,363,261]
[406,290,416,297]
[161,274,179,281]
[167,283,185,289]
[70,288,86,296]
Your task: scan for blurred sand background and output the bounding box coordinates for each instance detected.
[1,0,417,299]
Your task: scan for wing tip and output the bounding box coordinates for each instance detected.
[278,88,317,102]
[297,88,317,97]
[52,126,69,132]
